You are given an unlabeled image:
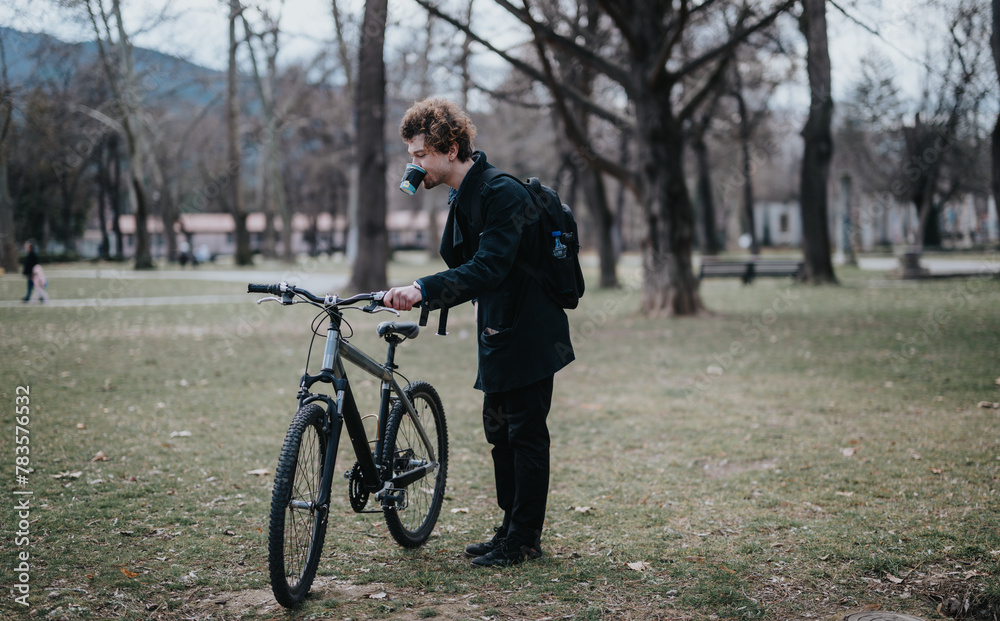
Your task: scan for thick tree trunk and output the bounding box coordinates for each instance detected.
[798,0,837,283]
[636,92,703,316]
[228,0,252,266]
[350,0,389,291]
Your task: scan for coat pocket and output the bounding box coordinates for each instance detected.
[480,325,514,352]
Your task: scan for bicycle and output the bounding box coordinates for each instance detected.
[246,282,449,607]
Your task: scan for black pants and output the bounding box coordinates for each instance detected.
[482,375,554,546]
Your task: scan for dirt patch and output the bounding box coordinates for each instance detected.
[196,578,496,620]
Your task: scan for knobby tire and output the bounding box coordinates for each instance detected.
[382,381,449,547]
[268,404,328,607]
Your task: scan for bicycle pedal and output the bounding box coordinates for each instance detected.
[380,488,408,509]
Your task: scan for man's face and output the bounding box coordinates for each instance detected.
[406,134,452,190]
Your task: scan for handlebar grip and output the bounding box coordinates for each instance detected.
[248,283,279,295]
[436,307,449,336]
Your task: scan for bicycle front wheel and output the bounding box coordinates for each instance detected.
[268,403,329,607]
[382,381,449,547]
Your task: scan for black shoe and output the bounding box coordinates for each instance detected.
[465,527,507,558]
[470,538,542,568]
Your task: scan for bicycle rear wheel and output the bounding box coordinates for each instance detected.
[382,381,449,547]
[269,404,329,607]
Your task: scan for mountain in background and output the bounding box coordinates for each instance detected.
[0,25,225,106]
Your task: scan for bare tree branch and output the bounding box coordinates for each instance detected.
[493,0,633,90]
[665,0,795,86]
[529,32,637,192]
[411,0,633,130]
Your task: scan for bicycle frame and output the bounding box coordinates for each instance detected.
[295,309,438,515]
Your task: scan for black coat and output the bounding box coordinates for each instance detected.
[22,248,39,278]
[418,152,575,393]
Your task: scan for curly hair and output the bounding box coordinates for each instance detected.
[399,98,477,162]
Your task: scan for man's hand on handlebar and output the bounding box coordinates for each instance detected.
[383,283,423,312]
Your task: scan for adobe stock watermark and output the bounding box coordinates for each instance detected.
[684,286,802,400]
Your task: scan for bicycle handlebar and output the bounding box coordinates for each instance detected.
[247,282,448,335]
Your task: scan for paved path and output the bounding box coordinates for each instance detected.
[857,256,1000,275]
[1,268,349,309]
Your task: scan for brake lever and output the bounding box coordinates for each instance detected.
[363,300,400,316]
[256,296,284,305]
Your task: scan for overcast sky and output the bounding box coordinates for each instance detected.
[0,0,960,109]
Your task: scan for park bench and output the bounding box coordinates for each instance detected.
[698,257,804,284]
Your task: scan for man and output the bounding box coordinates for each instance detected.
[383,98,575,568]
[21,241,39,302]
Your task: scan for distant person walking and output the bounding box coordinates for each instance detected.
[21,241,40,303]
[31,263,49,303]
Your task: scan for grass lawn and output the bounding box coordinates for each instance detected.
[1,255,998,620]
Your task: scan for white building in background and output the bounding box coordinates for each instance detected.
[80,210,449,259]
[750,195,998,251]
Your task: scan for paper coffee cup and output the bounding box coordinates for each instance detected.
[399,163,427,195]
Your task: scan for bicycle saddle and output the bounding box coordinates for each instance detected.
[376,321,420,339]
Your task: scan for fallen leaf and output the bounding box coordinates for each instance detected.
[684,556,706,563]
[626,561,649,571]
[930,467,943,475]
[76,423,86,430]
[120,568,139,579]
[571,506,592,514]
[51,471,83,479]
[835,491,854,497]
[169,430,192,437]
[886,573,903,584]
[978,401,1000,409]
[368,591,387,600]
[995,377,1000,386]
[840,447,857,457]
[92,451,110,462]
[245,468,270,476]
[224,529,236,536]
[450,507,469,514]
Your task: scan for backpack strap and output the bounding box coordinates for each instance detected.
[468,167,511,234]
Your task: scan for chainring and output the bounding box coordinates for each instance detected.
[347,462,369,512]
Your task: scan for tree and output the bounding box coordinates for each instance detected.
[349,0,389,291]
[0,28,17,273]
[906,0,992,249]
[242,5,293,262]
[797,0,837,283]
[416,0,795,316]
[993,0,1000,227]
[227,0,252,266]
[689,94,723,256]
[83,0,155,269]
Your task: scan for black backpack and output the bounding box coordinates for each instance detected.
[471,168,585,310]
